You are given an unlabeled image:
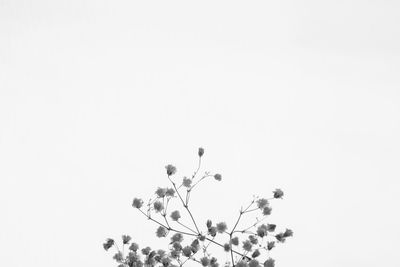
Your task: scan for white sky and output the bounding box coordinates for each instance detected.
[1,1,400,267]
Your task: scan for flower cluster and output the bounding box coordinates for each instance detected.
[104,148,293,267]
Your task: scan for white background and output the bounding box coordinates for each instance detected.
[1,1,399,267]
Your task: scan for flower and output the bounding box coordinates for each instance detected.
[223,243,231,252]
[251,249,260,258]
[242,240,253,252]
[267,224,276,232]
[273,189,284,199]
[182,177,192,187]
[156,226,168,237]
[172,242,182,251]
[113,252,124,262]
[208,226,217,237]
[200,257,210,266]
[256,224,268,237]
[216,222,227,233]
[103,238,114,251]
[129,242,139,251]
[256,198,269,209]
[283,228,293,237]
[264,258,275,267]
[170,233,183,243]
[198,235,206,241]
[132,198,143,209]
[267,241,275,250]
[236,261,249,267]
[170,210,181,221]
[155,187,167,198]
[214,174,222,181]
[248,235,258,245]
[153,201,164,212]
[198,147,205,157]
[122,235,132,244]
[165,164,177,176]
[182,246,192,257]
[275,233,286,243]
[190,239,200,253]
[166,188,175,197]
[141,246,151,255]
[262,206,272,216]
[249,259,260,267]
[206,219,212,229]
[230,236,239,246]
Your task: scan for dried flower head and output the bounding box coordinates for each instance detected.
[182,246,192,257]
[122,235,132,244]
[155,187,167,198]
[113,252,124,262]
[129,242,139,252]
[216,222,227,233]
[256,198,269,209]
[198,147,205,157]
[249,259,260,267]
[223,243,231,252]
[264,258,275,267]
[165,188,175,197]
[182,177,192,187]
[283,228,293,237]
[262,206,272,216]
[200,257,210,266]
[165,164,177,176]
[132,198,143,209]
[251,249,260,258]
[156,226,168,238]
[256,224,268,237]
[237,261,249,267]
[208,226,217,237]
[214,174,222,181]
[141,246,151,255]
[170,210,181,221]
[230,236,239,246]
[153,201,164,212]
[275,233,285,243]
[242,240,253,252]
[267,224,276,232]
[267,241,275,250]
[248,235,258,245]
[103,238,115,251]
[273,189,284,199]
[170,233,183,243]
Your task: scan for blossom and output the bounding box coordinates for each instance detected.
[103,238,114,251]
[199,235,206,241]
[242,240,253,252]
[198,147,205,157]
[230,236,239,246]
[170,249,180,258]
[275,233,286,243]
[129,242,139,251]
[273,189,284,199]
[208,226,217,237]
[153,201,164,212]
[141,246,151,255]
[264,258,275,267]
[182,246,192,257]
[283,228,293,237]
[132,198,143,209]
[216,222,227,233]
[256,198,269,209]
[190,239,200,253]
[122,235,132,244]
[249,259,260,267]
[156,226,168,237]
[113,252,124,262]
[166,188,175,197]
[172,242,182,251]
[267,224,276,232]
[182,177,192,187]
[155,187,167,198]
[170,233,183,243]
[214,174,222,181]
[248,235,258,245]
[223,243,231,252]
[206,219,212,229]
[251,249,260,258]
[256,224,268,237]
[267,241,275,250]
[236,261,249,267]
[170,210,181,221]
[165,164,177,176]
[262,206,272,216]
[200,257,210,266]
